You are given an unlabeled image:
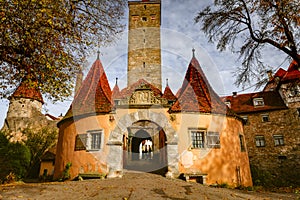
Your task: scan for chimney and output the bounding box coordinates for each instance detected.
[74,69,83,96]
[232,92,237,97]
[267,70,273,80]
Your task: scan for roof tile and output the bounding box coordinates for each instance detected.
[112,82,122,100]
[64,58,113,119]
[222,91,287,114]
[169,56,233,116]
[264,60,300,91]
[11,80,44,103]
[162,85,177,101]
[119,79,162,98]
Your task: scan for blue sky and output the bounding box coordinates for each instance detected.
[0,0,288,128]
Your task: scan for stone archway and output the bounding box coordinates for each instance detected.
[131,129,152,161]
[123,120,168,174]
[107,110,179,178]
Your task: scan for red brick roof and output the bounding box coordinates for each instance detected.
[169,56,233,116]
[222,91,287,114]
[119,79,162,98]
[162,85,177,101]
[11,80,44,103]
[63,58,113,119]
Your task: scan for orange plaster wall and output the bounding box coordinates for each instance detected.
[39,161,54,177]
[54,110,252,186]
[174,113,252,187]
[54,115,114,180]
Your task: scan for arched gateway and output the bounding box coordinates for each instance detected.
[53,0,252,186]
[106,110,179,178]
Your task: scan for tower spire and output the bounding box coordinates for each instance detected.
[115,77,118,85]
[166,78,169,87]
[97,50,100,60]
[192,48,195,58]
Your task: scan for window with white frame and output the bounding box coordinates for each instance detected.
[253,97,264,107]
[273,134,284,146]
[261,113,270,122]
[190,129,205,149]
[75,129,103,151]
[207,132,220,148]
[241,115,249,125]
[255,135,265,147]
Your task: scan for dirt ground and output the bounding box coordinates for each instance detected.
[0,172,299,200]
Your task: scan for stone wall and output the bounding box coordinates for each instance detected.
[279,80,300,108]
[2,98,57,133]
[128,1,162,90]
[243,108,300,186]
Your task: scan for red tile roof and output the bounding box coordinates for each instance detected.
[119,79,162,98]
[169,56,233,116]
[162,85,177,101]
[222,91,287,114]
[175,88,182,98]
[11,80,44,103]
[264,60,300,91]
[63,58,113,120]
[282,60,300,81]
[112,80,122,100]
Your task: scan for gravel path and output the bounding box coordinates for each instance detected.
[0,172,299,200]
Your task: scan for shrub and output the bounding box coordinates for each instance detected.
[250,165,274,188]
[23,127,58,178]
[0,131,31,183]
[62,162,72,181]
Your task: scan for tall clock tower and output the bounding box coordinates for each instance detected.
[127,0,162,90]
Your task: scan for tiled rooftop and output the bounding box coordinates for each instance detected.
[11,80,44,103]
[63,58,113,120]
[264,60,300,91]
[169,54,234,116]
[222,91,287,114]
[162,85,177,102]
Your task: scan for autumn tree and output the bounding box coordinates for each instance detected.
[24,127,57,178]
[0,0,126,100]
[195,0,300,87]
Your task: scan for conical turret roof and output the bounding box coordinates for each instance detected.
[11,79,44,104]
[112,78,122,100]
[62,57,113,120]
[162,82,177,102]
[169,51,233,116]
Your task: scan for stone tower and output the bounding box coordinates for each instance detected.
[2,80,44,132]
[127,0,162,90]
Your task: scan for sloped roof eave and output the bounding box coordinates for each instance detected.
[57,109,113,128]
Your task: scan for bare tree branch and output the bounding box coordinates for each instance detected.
[195,0,300,88]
